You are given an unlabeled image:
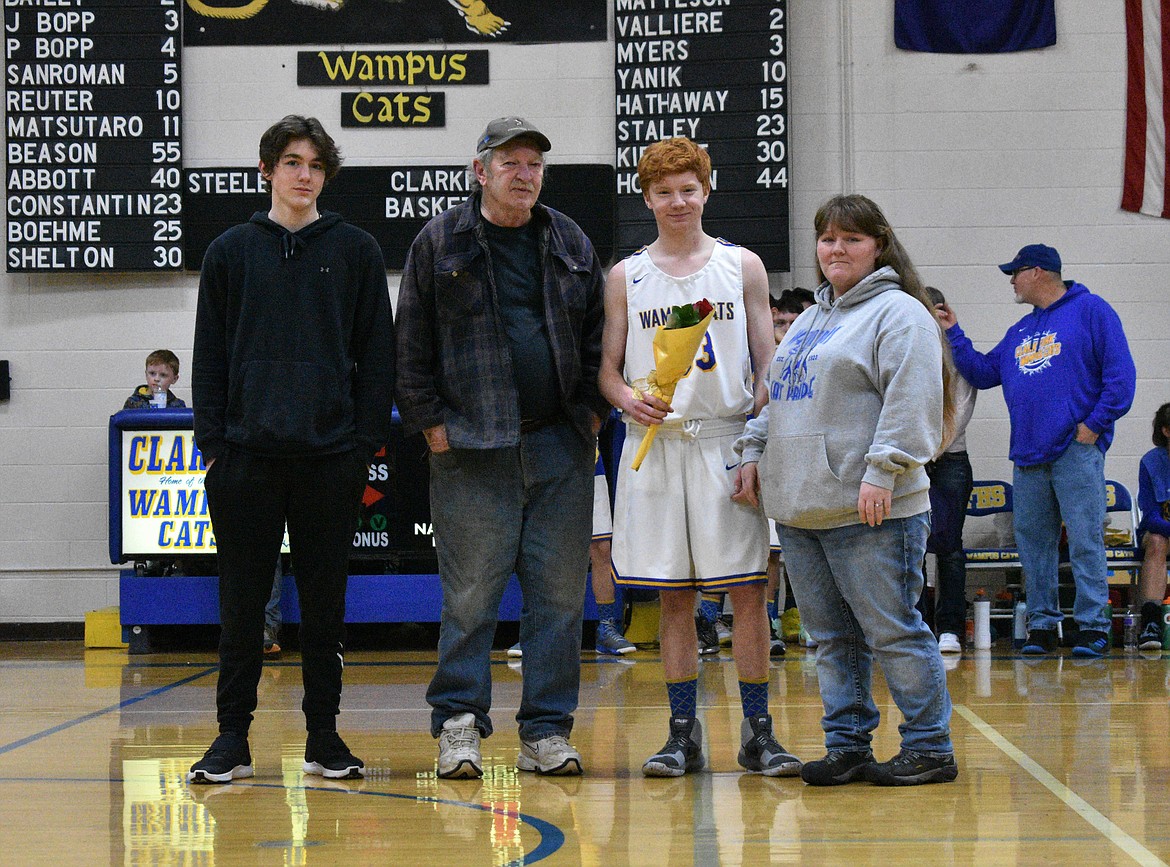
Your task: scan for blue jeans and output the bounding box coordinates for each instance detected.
[1013,441,1109,633]
[426,421,594,741]
[778,513,953,755]
[927,451,973,636]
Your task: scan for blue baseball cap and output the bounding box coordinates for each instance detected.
[999,244,1061,274]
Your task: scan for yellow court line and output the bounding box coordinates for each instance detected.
[954,704,1166,867]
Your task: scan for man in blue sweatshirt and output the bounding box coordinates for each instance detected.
[937,244,1135,658]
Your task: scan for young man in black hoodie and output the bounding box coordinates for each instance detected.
[188,115,395,783]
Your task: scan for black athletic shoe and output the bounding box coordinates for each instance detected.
[696,616,721,656]
[865,749,958,786]
[1071,629,1110,659]
[187,732,254,784]
[1021,628,1058,655]
[800,749,875,786]
[303,730,365,779]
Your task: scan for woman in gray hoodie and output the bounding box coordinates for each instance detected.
[734,194,957,787]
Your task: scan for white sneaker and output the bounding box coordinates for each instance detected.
[437,713,483,779]
[506,642,522,658]
[938,633,962,654]
[516,734,583,776]
[714,617,733,645]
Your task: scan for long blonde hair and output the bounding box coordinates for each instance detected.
[813,194,957,449]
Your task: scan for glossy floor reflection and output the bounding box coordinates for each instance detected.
[1,641,1168,864]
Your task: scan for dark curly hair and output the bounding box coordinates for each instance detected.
[1153,402,1170,448]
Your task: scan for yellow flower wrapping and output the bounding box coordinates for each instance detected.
[630,310,715,471]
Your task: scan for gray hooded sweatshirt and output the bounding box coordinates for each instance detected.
[734,265,942,530]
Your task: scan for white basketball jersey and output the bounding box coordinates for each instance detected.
[623,239,753,423]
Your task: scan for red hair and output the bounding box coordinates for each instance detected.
[637,137,711,194]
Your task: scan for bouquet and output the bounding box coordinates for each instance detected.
[630,298,715,471]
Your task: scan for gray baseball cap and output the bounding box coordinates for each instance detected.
[477,116,552,152]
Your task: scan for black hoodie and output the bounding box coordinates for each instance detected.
[193,210,395,461]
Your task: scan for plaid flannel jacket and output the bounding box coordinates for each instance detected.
[395,194,607,448]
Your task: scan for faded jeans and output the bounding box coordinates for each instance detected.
[1013,441,1110,633]
[426,421,594,741]
[778,512,953,755]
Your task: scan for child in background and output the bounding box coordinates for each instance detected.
[1136,403,1170,649]
[124,350,186,409]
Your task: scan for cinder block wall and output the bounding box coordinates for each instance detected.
[0,3,1163,621]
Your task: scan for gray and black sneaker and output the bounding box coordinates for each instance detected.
[187,732,254,784]
[1138,619,1164,651]
[643,716,705,777]
[303,730,365,779]
[865,749,958,786]
[800,749,875,786]
[696,616,721,656]
[737,714,801,776]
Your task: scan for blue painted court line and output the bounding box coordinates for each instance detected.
[0,666,217,757]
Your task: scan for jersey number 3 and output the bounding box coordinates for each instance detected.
[694,332,717,372]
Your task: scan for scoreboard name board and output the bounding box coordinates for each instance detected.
[614,0,790,270]
[4,0,183,273]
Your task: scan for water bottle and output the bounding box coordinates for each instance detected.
[973,589,992,650]
[1123,606,1138,650]
[1012,599,1027,648]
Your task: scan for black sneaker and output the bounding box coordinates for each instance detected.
[800,749,874,786]
[737,714,801,776]
[865,749,958,786]
[1021,628,1057,655]
[187,732,253,784]
[643,716,705,777]
[1071,629,1110,659]
[1138,619,1164,651]
[303,730,365,779]
[769,625,786,658]
[696,616,721,656]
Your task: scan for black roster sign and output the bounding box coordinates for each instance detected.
[614,0,790,271]
[4,0,183,272]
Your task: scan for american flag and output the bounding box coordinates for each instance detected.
[1123,0,1170,217]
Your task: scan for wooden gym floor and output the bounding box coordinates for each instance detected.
[1,639,1168,865]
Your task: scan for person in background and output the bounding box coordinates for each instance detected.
[698,288,817,658]
[264,559,284,660]
[924,286,977,655]
[938,244,1136,658]
[1136,403,1170,649]
[736,193,958,787]
[124,349,186,409]
[188,115,395,784]
[768,287,816,653]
